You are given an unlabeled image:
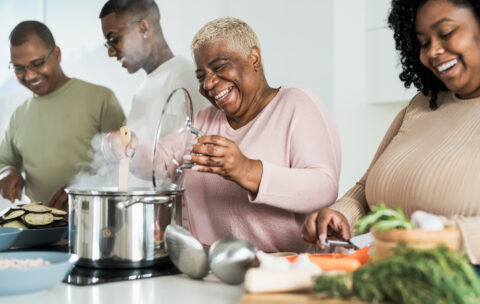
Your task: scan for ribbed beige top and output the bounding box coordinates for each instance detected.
[331,91,480,264]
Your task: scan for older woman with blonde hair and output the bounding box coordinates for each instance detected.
[105,17,341,252]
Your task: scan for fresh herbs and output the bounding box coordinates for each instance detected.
[356,203,414,234]
[314,246,480,304]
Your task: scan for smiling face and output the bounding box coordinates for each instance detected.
[101,12,149,74]
[194,39,261,118]
[416,0,480,99]
[10,34,64,96]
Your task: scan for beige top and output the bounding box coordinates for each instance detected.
[331,91,480,264]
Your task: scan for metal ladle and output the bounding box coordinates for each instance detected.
[208,237,258,284]
[165,225,209,279]
[165,225,258,284]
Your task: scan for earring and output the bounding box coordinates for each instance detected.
[143,33,147,39]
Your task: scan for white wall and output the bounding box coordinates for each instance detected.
[365,0,416,103]
[0,0,333,125]
[333,0,407,194]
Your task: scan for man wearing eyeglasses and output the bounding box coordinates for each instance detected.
[99,0,209,141]
[0,21,125,210]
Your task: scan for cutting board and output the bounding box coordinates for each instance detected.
[239,292,371,304]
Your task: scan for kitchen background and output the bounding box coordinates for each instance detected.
[0,0,414,195]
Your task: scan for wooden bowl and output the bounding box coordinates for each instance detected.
[371,226,460,260]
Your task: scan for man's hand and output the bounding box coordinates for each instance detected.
[48,184,68,211]
[101,130,138,164]
[0,168,25,202]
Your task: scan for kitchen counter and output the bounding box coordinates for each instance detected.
[0,273,245,304]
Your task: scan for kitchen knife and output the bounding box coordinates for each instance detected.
[349,232,374,248]
[326,232,373,249]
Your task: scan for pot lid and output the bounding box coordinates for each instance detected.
[152,88,204,189]
[66,185,184,196]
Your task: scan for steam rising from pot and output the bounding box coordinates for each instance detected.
[69,133,169,190]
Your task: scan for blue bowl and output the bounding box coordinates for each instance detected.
[0,227,21,251]
[0,251,77,296]
[12,226,67,248]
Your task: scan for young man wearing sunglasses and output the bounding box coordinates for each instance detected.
[99,0,208,141]
[0,21,126,210]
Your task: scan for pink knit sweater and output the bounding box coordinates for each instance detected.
[183,87,341,252]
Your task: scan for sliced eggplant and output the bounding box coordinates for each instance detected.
[2,209,25,221]
[51,220,68,227]
[2,220,27,229]
[22,204,51,213]
[49,208,67,216]
[24,213,54,226]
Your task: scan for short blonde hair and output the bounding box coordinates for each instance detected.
[191,17,260,57]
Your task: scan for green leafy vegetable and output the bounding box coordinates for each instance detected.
[314,246,480,304]
[356,203,414,234]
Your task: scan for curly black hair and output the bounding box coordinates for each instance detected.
[388,0,480,109]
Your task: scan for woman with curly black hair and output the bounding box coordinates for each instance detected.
[302,0,480,266]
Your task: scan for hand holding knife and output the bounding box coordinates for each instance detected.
[323,230,374,249]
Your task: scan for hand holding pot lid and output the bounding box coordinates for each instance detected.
[189,135,263,194]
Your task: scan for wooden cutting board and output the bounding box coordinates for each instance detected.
[239,292,371,304]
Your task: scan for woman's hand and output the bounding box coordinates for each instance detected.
[302,208,351,249]
[101,130,138,164]
[189,135,262,193]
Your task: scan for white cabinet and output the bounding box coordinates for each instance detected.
[365,0,416,103]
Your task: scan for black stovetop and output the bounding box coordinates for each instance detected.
[63,258,180,286]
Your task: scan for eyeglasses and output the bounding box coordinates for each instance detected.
[104,18,143,52]
[9,47,54,75]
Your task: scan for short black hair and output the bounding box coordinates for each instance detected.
[9,20,55,49]
[99,0,160,22]
[388,0,480,110]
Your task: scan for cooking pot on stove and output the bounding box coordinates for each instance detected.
[67,88,203,268]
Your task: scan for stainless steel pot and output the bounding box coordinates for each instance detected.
[67,88,201,268]
[66,186,183,268]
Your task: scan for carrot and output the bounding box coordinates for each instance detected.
[346,246,370,264]
[285,247,370,271]
[308,256,361,272]
[286,253,336,263]
[285,256,298,263]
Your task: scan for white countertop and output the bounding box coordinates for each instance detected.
[0,273,245,304]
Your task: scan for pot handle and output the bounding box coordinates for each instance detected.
[117,196,173,209]
[189,126,204,138]
[176,126,205,176]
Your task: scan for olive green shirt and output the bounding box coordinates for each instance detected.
[0,78,125,203]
